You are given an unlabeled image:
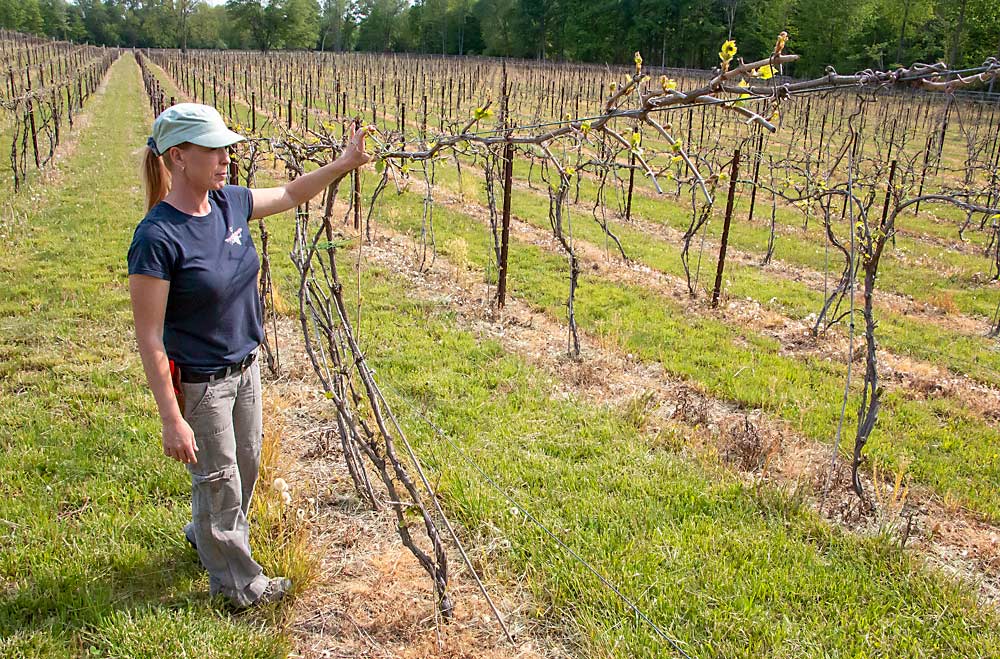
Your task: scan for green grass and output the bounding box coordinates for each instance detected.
[579,160,1000,321]
[0,55,290,658]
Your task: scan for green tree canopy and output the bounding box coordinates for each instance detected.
[5,0,998,79]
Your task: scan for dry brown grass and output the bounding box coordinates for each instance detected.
[926,290,960,315]
[250,394,321,600]
[250,308,564,657]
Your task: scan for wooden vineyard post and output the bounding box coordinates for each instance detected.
[934,98,951,176]
[915,134,932,215]
[28,99,40,169]
[251,92,256,133]
[497,139,514,309]
[52,90,59,146]
[712,149,741,308]
[421,94,427,138]
[881,159,898,247]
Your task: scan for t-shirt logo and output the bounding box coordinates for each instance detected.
[225,227,243,246]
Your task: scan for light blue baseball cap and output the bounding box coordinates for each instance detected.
[147,103,244,156]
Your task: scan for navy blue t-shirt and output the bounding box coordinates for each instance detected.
[127,185,263,374]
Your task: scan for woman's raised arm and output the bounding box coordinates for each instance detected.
[250,125,372,220]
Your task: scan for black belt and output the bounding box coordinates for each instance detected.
[179,351,257,383]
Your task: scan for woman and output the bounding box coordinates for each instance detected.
[127,103,370,609]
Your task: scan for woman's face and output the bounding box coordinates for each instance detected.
[168,144,230,191]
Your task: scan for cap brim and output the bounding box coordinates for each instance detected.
[188,128,245,149]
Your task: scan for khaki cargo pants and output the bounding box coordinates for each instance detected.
[180,355,270,607]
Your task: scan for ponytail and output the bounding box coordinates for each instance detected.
[142,146,171,211]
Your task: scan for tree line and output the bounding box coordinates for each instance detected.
[1,0,997,77]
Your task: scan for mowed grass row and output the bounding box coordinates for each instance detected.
[433,157,1000,390]
[0,55,291,658]
[360,178,1000,521]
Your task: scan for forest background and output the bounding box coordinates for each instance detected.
[1,0,997,85]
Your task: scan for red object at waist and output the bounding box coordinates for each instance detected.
[169,359,182,397]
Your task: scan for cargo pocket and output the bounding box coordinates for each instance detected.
[191,466,237,517]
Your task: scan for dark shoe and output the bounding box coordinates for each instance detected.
[183,523,197,551]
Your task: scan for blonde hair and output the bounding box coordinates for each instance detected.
[142,146,172,211]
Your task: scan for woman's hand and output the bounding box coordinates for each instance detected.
[162,416,198,464]
[251,125,375,218]
[335,124,373,171]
